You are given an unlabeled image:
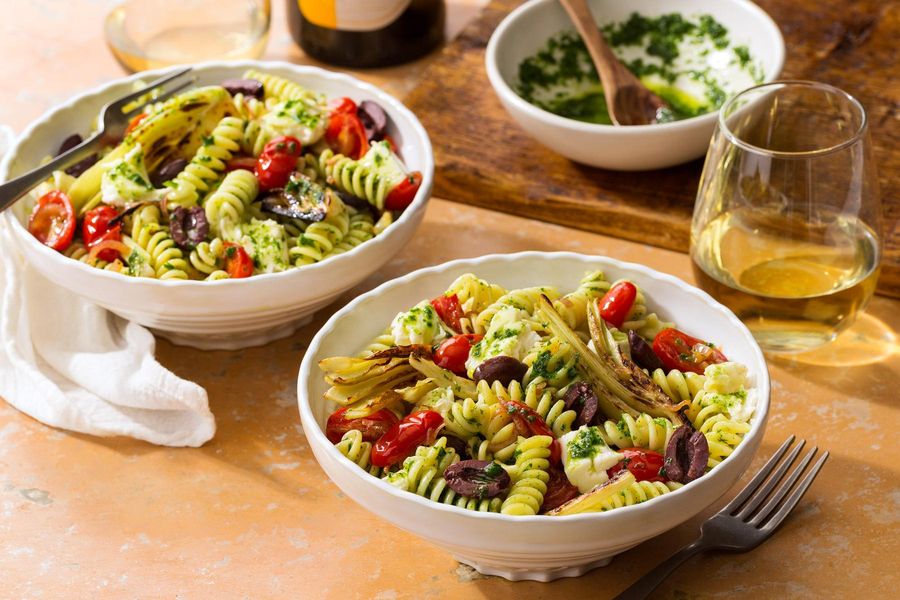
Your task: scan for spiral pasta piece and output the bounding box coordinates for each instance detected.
[230,92,267,120]
[64,242,124,273]
[133,222,190,280]
[203,168,259,238]
[166,116,244,208]
[501,436,552,516]
[359,328,395,357]
[444,273,507,315]
[618,281,674,339]
[596,480,683,512]
[599,413,678,453]
[189,238,229,280]
[473,286,560,334]
[325,211,374,257]
[245,70,321,103]
[553,270,610,329]
[335,430,381,477]
[288,205,350,266]
[444,398,490,441]
[316,149,391,211]
[702,418,752,467]
[523,337,580,393]
[651,369,706,404]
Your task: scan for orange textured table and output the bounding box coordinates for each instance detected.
[2,2,899,598]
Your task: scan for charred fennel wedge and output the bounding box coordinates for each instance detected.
[537,295,688,426]
[319,346,430,406]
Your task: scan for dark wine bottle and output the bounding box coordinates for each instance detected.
[287,0,445,68]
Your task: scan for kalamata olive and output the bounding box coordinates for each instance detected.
[57,133,83,155]
[221,78,264,99]
[443,460,511,499]
[563,382,599,427]
[442,435,469,459]
[169,206,209,249]
[628,330,664,371]
[664,426,710,484]
[64,154,99,177]
[473,356,528,387]
[152,158,188,187]
[358,100,389,141]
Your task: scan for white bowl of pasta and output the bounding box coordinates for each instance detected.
[0,61,433,349]
[298,252,770,581]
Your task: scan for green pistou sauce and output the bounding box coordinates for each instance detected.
[516,12,764,125]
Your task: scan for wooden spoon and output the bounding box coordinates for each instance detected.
[558,0,668,126]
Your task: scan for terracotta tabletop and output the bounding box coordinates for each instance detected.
[1,1,898,598]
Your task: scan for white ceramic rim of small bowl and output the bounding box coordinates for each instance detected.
[298,251,771,523]
[484,0,786,133]
[0,60,434,287]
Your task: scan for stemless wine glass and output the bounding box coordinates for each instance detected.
[691,81,882,353]
[105,0,271,72]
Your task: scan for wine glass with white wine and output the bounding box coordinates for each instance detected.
[691,81,882,353]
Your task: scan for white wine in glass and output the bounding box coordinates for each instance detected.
[691,81,882,353]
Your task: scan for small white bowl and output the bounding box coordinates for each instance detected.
[297,252,770,581]
[0,61,433,350]
[485,0,785,170]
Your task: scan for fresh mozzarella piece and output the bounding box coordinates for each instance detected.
[100,144,161,206]
[357,141,408,190]
[390,301,446,346]
[702,362,755,423]
[240,218,289,273]
[465,305,541,376]
[560,425,624,493]
[259,97,327,145]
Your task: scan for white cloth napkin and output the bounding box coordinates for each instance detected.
[0,126,216,447]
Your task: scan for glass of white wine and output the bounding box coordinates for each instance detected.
[691,81,882,353]
[105,0,271,72]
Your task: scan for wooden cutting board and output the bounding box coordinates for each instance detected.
[404,0,900,298]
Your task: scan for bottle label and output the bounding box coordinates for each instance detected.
[299,0,412,31]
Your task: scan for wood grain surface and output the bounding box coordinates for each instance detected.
[404,0,900,297]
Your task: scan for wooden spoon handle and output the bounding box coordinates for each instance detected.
[557,0,624,95]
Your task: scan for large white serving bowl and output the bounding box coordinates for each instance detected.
[485,0,785,170]
[0,61,433,350]
[298,252,770,581]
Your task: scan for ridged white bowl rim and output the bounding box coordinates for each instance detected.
[485,0,786,134]
[297,251,771,523]
[0,60,434,287]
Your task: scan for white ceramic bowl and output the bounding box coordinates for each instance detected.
[0,61,433,350]
[298,252,770,581]
[485,0,785,170]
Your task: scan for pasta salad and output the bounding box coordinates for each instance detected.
[319,272,757,516]
[25,71,422,280]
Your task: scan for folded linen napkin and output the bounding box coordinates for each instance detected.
[0,126,215,446]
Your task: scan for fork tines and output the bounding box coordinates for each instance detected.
[724,435,829,531]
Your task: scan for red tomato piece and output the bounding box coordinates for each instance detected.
[598,281,637,328]
[222,242,253,278]
[254,150,297,191]
[82,205,122,262]
[371,410,444,468]
[262,136,303,157]
[652,328,728,375]
[325,407,399,445]
[434,334,483,375]
[501,399,561,464]
[226,156,260,172]
[328,97,358,116]
[430,293,464,332]
[541,465,581,513]
[384,171,422,211]
[125,112,148,135]
[28,190,75,251]
[88,239,130,263]
[607,448,667,482]
[325,111,369,159]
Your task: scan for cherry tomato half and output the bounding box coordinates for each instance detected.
[262,136,303,158]
[541,465,581,513]
[384,171,422,211]
[501,400,561,464]
[430,293,464,332]
[226,156,259,172]
[325,111,369,160]
[599,281,637,328]
[652,328,728,375]
[325,407,399,445]
[28,190,75,251]
[328,97,358,116]
[82,205,122,262]
[371,410,444,468]
[607,448,667,482]
[434,334,483,375]
[223,242,253,278]
[254,151,297,191]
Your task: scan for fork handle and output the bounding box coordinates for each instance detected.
[613,539,707,600]
[0,133,103,213]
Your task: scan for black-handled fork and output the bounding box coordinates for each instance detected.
[615,436,829,600]
[0,67,194,213]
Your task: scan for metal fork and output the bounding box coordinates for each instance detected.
[615,436,829,600]
[0,67,194,213]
